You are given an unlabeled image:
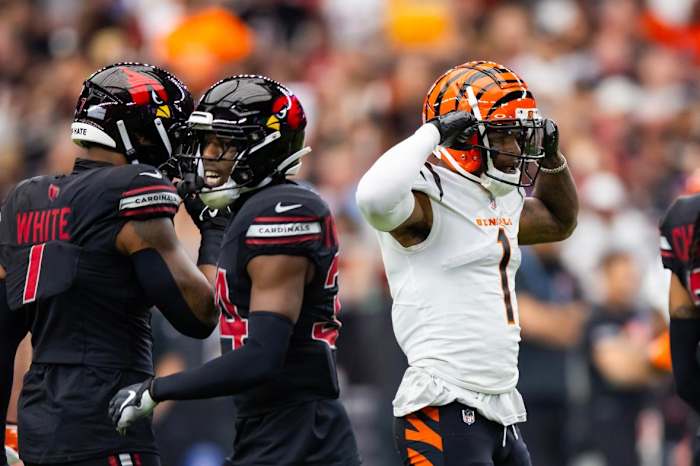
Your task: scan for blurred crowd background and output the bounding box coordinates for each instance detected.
[3,0,700,465]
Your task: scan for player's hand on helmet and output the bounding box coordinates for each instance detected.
[541,118,564,168]
[183,192,233,233]
[109,378,157,435]
[428,110,476,147]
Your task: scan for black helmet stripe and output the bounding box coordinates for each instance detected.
[485,89,533,119]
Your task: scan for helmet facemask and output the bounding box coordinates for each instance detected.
[175,111,311,209]
[477,116,545,189]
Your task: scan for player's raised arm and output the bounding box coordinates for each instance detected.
[116,217,218,338]
[518,120,578,245]
[355,111,475,239]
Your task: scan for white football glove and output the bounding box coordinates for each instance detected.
[5,445,20,465]
[108,378,157,435]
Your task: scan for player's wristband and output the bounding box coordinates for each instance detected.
[4,424,17,451]
[539,155,568,175]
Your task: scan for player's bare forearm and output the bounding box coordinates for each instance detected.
[198,264,217,287]
[519,119,578,244]
[519,155,578,245]
[117,219,218,334]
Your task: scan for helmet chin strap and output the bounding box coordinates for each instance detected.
[199,175,275,209]
[116,120,136,158]
[482,156,519,197]
[278,146,312,176]
[436,146,518,198]
[153,118,172,156]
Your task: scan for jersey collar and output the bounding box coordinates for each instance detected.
[72,157,115,173]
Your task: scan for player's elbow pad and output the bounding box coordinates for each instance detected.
[355,178,415,232]
[132,248,216,339]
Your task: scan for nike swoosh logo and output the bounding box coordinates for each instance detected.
[198,207,219,222]
[139,171,163,179]
[274,202,302,213]
[119,390,137,413]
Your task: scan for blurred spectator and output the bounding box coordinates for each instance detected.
[516,243,587,466]
[585,251,661,466]
[561,172,660,303]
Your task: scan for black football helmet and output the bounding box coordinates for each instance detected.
[71,62,194,167]
[176,74,309,203]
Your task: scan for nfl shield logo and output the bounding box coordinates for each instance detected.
[462,409,475,426]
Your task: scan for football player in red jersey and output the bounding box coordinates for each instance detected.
[661,196,700,410]
[0,63,220,466]
[110,75,360,466]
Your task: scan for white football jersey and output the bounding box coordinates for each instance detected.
[376,163,527,425]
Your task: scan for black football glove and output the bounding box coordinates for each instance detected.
[109,378,157,435]
[428,110,477,147]
[183,192,233,233]
[541,118,563,167]
[183,193,233,266]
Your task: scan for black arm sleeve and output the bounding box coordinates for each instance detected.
[151,311,293,401]
[0,281,29,457]
[670,318,700,413]
[132,248,215,339]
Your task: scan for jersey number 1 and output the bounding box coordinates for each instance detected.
[23,243,46,304]
[497,228,515,325]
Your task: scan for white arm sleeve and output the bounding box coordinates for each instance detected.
[355,123,440,231]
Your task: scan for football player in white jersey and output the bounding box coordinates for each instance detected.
[356,61,578,465]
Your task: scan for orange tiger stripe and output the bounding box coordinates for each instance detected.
[407,447,434,466]
[422,406,440,422]
[405,414,443,451]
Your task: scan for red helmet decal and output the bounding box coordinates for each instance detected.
[120,67,168,106]
[271,94,305,130]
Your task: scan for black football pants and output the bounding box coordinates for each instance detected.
[394,402,532,466]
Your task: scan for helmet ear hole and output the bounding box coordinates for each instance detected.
[232,167,254,185]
